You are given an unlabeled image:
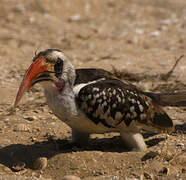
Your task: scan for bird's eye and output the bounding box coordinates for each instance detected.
[54,58,63,78]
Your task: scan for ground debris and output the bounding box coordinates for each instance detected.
[158,167,169,175]
[0,175,51,180]
[112,55,184,82]
[12,162,26,172]
[160,55,184,81]
[141,151,159,161]
[83,175,119,180]
[62,175,81,180]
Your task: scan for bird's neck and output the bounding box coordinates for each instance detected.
[42,81,78,119]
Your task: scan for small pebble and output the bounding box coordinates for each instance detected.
[177,143,185,150]
[68,14,81,22]
[159,167,169,175]
[143,172,152,179]
[23,115,37,121]
[135,28,144,34]
[84,175,119,180]
[62,175,81,180]
[141,151,159,161]
[12,162,25,172]
[33,157,47,170]
[149,31,160,37]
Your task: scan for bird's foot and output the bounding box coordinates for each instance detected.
[120,131,147,152]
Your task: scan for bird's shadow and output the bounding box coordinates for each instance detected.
[0,136,129,170]
[1,124,184,171]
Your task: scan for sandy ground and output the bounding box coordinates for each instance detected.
[0,0,186,179]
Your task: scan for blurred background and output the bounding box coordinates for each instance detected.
[1,0,186,103]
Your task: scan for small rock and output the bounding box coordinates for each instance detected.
[177,143,185,150]
[84,175,119,180]
[149,31,160,37]
[159,19,172,25]
[12,162,26,172]
[62,175,81,180]
[33,157,47,170]
[159,167,169,175]
[13,4,25,13]
[141,151,159,161]
[23,115,37,121]
[134,28,144,34]
[182,168,186,173]
[68,14,81,22]
[143,172,152,179]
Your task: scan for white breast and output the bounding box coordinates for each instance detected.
[43,82,114,134]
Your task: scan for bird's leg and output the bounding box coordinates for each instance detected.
[120,131,147,152]
[71,129,90,145]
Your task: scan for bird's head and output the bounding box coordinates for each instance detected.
[14,49,76,107]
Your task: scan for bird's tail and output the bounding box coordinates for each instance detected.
[140,102,174,133]
[144,91,186,107]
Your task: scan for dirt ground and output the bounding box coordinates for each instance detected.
[0,0,186,179]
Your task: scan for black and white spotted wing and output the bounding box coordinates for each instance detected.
[76,79,149,128]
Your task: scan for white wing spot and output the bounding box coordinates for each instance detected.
[145,101,149,106]
[130,106,135,113]
[130,91,134,95]
[103,96,107,100]
[121,92,124,97]
[93,87,100,92]
[117,88,122,92]
[122,98,125,103]
[117,96,121,102]
[113,89,116,95]
[139,104,144,112]
[131,99,136,104]
[94,94,100,98]
[97,99,102,103]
